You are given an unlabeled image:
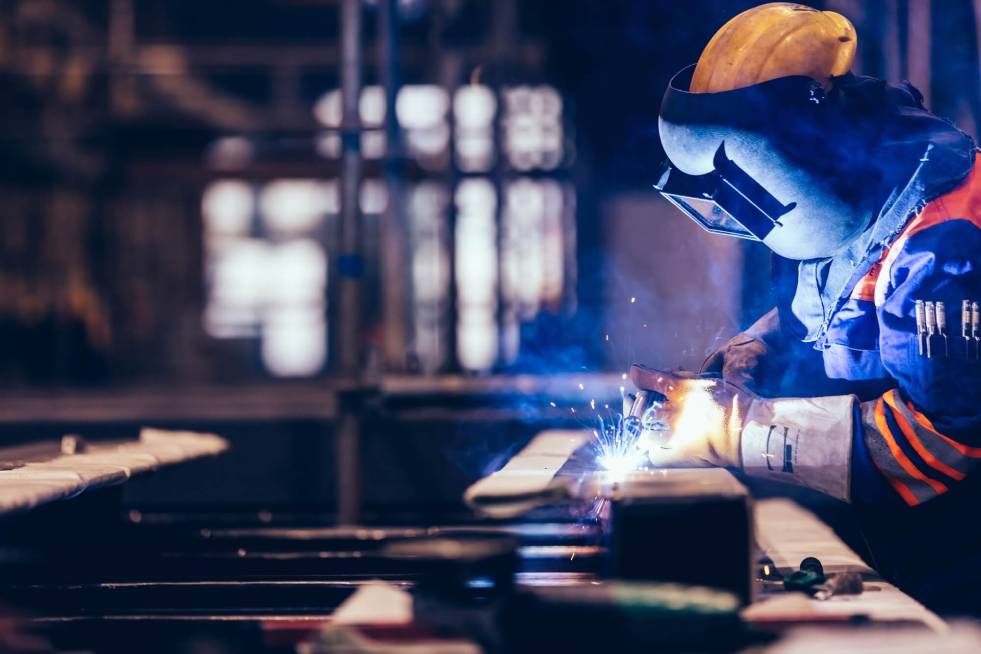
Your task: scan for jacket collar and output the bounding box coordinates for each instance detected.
[791,96,976,344]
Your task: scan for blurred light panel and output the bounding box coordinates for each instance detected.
[259,179,331,235]
[396,85,449,129]
[262,308,327,378]
[396,85,450,168]
[205,238,270,337]
[202,180,254,236]
[261,240,327,377]
[453,84,496,172]
[313,90,342,128]
[315,84,455,165]
[359,86,386,127]
[455,178,498,372]
[503,85,563,171]
[267,239,327,305]
[313,86,387,159]
[360,178,388,215]
[409,182,451,372]
[499,179,575,364]
[203,179,331,377]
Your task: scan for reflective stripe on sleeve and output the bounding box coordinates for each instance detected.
[861,399,948,506]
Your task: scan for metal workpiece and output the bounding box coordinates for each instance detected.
[600,468,754,606]
[622,390,651,440]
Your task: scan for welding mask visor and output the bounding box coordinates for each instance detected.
[657,65,878,260]
[654,143,796,242]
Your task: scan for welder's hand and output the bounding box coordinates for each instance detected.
[629,365,758,468]
[701,308,783,392]
[700,333,769,390]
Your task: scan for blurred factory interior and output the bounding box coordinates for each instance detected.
[0,0,787,521]
[3,0,981,650]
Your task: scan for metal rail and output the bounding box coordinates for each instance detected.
[336,0,365,525]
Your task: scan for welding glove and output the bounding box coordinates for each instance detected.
[629,365,857,501]
[701,308,783,392]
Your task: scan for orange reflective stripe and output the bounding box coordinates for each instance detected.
[850,262,880,301]
[904,400,981,458]
[883,391,966,481]
[865,429,920,506]
[872,153,981,306]
[873,400,949,497]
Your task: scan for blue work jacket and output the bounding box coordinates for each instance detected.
[770,85,981,612]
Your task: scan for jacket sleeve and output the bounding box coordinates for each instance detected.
[854,219,981,507]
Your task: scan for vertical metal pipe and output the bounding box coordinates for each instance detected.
[108,0,137,114]
[907,0,931,108]
[490,0,516,370]
[379,0,409,371]
[339,0,364,374]
[337,0,363,525]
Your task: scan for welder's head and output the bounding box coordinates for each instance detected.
[656,3,877,260]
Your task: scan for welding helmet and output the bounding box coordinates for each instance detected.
[656,2,871,260]
[657,65,886,260]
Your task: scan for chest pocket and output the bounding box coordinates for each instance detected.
[824,296,880,351]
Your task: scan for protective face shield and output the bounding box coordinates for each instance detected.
[657,65,879,260]
[654,144,796,242]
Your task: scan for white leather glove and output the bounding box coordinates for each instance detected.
[628,364,858,501]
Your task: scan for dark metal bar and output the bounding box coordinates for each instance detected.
[378,0,409,371]
[336,0,364,525]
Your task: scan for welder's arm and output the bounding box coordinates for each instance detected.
[850,222,981,508]
[744,221,981,505]
[702,308,786,390]
[633,365,857,500]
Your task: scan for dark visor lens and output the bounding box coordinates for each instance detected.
[661,194,757,239]
[654,146,795,241]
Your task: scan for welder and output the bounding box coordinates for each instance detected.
[639,2,981,613]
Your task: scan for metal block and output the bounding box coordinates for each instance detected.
[598,468,753,605]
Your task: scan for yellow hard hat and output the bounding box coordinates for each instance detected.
[691,2,857,94]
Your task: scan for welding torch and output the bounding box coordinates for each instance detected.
[623,364,720,439]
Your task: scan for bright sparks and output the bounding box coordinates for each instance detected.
[593,412,652,481]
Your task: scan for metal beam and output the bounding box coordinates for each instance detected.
[378,0,409,371]
[335,0,363,525]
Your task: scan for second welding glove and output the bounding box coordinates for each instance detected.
[701,308,785,392]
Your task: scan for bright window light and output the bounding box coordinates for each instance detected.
[262,308,327,377]
[455,178,498,372]
[203,179,332,377]
[503,85,564,171]
[396,85,449,130]
[454,85,496,128]
[408,182,450,372]
[259,179,330,235]
[202,180,254,236]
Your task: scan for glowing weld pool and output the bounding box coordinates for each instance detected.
[593,403,667,481]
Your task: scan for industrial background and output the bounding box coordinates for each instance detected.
[0,0,981,653]
[0,0,979,536]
